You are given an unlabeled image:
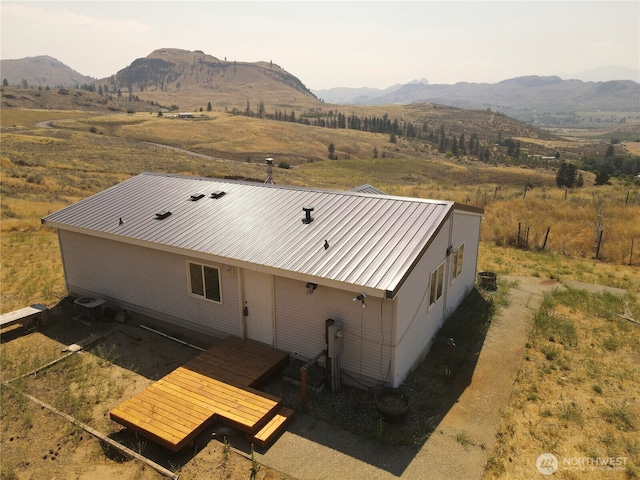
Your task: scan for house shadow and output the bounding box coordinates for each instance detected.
[253,287,496,476]
[14,288,495,476]
[31,297,206,380]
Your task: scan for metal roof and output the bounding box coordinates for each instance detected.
[349,184,388,195]
[42,173,481,298]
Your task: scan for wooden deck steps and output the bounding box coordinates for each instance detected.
[109,336,292,451]
[248,406,295,448]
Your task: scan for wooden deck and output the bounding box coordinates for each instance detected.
[110,336,290,451]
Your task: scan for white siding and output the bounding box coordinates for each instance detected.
[60,230,240,337]
[446,211,482,316]
[274,277,394,386]
[392,210,482,386]
[392,217,451,386]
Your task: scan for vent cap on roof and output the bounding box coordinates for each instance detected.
[302,206,314,224]
[189,193,205,201]
[211,191,226,199]
[154,211,172,220]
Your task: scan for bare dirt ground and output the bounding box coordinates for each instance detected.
[2,279,637,480]
[0,301,293,480]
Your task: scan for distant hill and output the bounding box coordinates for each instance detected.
[5,49,638,123]
[562,65,640,83]
[1,55,95,88]
[314,76,640,113]
[99,48,320,110]
[0,85,146,112]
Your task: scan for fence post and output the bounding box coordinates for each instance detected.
[542,226,551,250]
[595,230,603,260]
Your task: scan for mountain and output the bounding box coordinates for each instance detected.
[315,75,640,113]
[561,66,640,83]
[0,55,94,87]
[5,50,637,118]
[100,48,319,109]
[313,79,429,104]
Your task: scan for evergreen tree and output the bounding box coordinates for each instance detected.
[207,101,212,111]
[438,125,446,153]
[605,145,614,157]
[328,142,336,160]
[556,161,578,188]
[595,168,610,185]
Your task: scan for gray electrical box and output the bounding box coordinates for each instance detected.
[327,322,344,359]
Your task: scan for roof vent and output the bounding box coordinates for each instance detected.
[265,158,274,184]
[302,206,314,224]
[154,211,172,220]
[211,191,226,199]
[189,193,205,201]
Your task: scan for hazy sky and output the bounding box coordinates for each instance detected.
[1,1,638,89]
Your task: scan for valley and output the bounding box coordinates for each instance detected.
[1,49,639,479]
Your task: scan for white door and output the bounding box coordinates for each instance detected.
[242,269,274,345]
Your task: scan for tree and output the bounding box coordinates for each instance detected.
[605,145,614,157]
[556,161,578,188]
[438,125,446,153]
[328,142,336,160]
[2,78,8,87]
[594,168,610,185]
[207,101,212,112]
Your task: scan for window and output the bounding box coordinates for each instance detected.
[451,243,465,281]
[429,262,445,306]
[188,262,221,303]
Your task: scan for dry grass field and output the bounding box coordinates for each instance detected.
[2,106,639,312]
[484,286,640,479]
[1,105,639,479]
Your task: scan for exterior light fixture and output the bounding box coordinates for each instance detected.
[306,282,317,294]
[353,293,367,308]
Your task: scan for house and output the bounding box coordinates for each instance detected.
[42,172,483,388]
